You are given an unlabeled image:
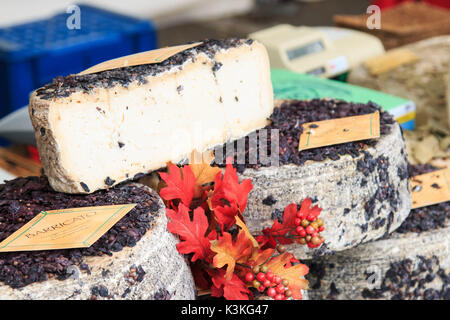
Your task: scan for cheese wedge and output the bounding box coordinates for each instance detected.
[29,39,274,193]
[0,179,195,299]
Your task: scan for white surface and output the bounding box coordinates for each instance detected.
[0,168,16,183]
[0,106,33,131]
[327,55,349,76]
[0,0,253,28]
[249,24,385,78]
[0,106,35,145]
[315,26,352,41]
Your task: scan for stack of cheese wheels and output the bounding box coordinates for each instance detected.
[305,210,449,300]
[0,178,195,300]
[20,38,277,299]
[304,165,449,300]
[215,99,411,260]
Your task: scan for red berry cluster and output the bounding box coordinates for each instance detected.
[244,251,292,300]
[294,212,324,248]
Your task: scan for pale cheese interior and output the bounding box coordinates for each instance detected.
[45,44,273,192]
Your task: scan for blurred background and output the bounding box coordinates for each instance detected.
[0,0,449,180]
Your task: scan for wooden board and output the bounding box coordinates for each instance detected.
[79,42,202,75]
[364,49,418,75]
[410,168,450,209]
[0,147,41,178]
[298,112,380,151]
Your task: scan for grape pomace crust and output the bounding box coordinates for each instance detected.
[0,177,195,299]
[223,99,410,259]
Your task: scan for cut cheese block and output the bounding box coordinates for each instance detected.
[305,223,449,300]
[221,99,411,259]
[29,39,274,194]
[0,178,195,299]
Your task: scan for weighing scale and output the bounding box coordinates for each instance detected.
[249,24,385,78]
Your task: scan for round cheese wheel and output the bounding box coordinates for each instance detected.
[0,180,195,300]
[234,99,411,259]
[305,165,449,300]
[305,224,449,300]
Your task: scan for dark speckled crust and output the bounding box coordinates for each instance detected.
[304,164,449,300]
[0,179,196,299]
[305,224,449,300]
[214,99,395,171]
[36,38,253,100]
[0,176,160,289]
[233,99,410,260]
[361,256,449,300]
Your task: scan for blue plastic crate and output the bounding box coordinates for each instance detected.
[0,4,157,118]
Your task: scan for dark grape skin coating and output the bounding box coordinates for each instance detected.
[36,38,253,100]
[0,176,160,289]
[361,256,449,300]
[215,99,448,235]
[214,99,394,172]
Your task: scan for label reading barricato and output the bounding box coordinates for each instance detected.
[298,112,380,151]
[79,42,203,75]
[0,204,136,252]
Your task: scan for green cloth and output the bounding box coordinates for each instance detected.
[271,68,411,113]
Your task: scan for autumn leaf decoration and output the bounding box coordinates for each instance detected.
[158,156,324,300]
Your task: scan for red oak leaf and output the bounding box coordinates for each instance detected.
[257,199,322,248]
[159,163,196,207]
[257,203,298,247]
[298,197,311,219]
[211,231,253,280]
[208,269,251,300]
[255,234,271,248]
[213,202,240,230]
[166,203,212,262]
[211,159,252,215]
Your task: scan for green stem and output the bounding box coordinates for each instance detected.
[260,246,281,267]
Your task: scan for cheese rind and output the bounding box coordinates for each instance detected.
[305,225,450,300]
[0,183,196,300]
[238,100,411,259]
[30,39,273,194]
